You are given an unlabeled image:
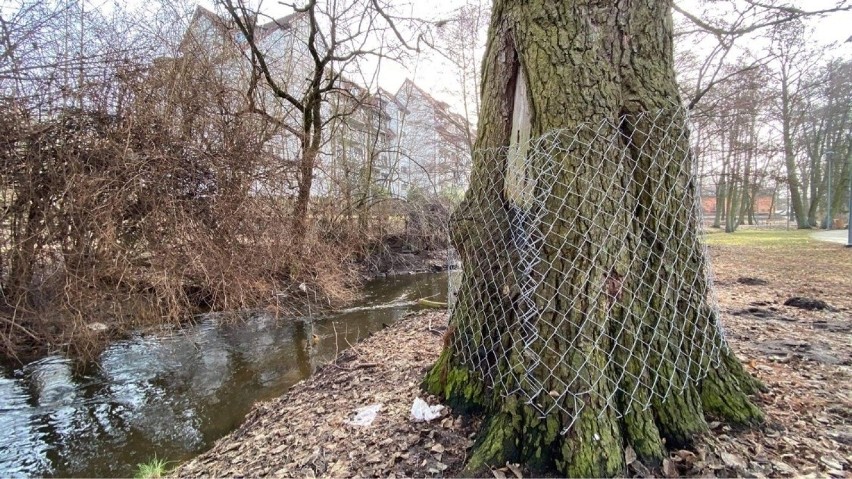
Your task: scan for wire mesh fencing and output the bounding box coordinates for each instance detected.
[447,109,728,431]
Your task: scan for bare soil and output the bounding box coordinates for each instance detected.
[175,231,851,478]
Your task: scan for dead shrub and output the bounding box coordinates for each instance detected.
[0,49,360,361]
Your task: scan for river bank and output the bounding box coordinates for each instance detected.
[176,231,851,477]
[175,310,474,478]
[0,272,450,477]
[0,242,451,367]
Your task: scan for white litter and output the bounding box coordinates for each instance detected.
[410,397,444,422]
[346,403,382,426]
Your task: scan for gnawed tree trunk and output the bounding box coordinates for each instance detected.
[424,1,763,476]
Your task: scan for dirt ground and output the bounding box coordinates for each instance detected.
[175,230,851,478]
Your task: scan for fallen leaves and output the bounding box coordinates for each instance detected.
[662,458,678,477]
[490,462,523,479]
[696,236,852,479]
[625,445,638,464]
[720,451,747,471]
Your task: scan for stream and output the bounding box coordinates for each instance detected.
[0,272,448,477]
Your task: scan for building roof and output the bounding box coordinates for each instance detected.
[398,80,469,125]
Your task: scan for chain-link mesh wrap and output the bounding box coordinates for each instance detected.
[448,109,727,432]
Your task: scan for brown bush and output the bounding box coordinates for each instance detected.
[0,50,360,361]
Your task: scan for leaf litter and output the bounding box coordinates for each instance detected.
[176,237,850,477]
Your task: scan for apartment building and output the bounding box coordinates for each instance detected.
[178,6,472,201]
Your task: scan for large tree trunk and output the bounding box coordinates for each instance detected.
[424,1,763,476]
[292,100,323,236]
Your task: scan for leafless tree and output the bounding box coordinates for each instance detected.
[799,58,852,227]
[433,0,489,153]
[217,0,428,235]
[673,0,850,111]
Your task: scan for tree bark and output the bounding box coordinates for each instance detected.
[424,1,763,476]
[780,73,809,228]
[292,97,323,236]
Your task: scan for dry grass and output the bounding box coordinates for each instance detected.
[695,229,851,477]
[705,229,851,311]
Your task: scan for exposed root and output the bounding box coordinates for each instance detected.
[464,408,521,475]
[427,353,763,477]
[422,349,487,414]
[556,404,625,477]
[653,384,708,447]
[700,367,764,427]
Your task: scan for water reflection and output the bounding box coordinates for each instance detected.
[0,272,447,477]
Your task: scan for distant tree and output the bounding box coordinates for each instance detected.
[673,0,851,111]
[700,63,774,232]
[434,0,489,153]
[768,21,825,228]
[799,59,852,228]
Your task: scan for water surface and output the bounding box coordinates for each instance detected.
[0,273,447,477]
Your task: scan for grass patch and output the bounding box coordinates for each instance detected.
[702,228,814,248]
[135,456,171,479]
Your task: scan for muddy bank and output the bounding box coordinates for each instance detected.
[1,244,450,367]
[360,248,454,280]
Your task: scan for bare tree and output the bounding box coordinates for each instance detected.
[673,0,850,112]
[800,59,852,227]
[217,0,426,235]
[434,0,489,153]
[768,20,826,228]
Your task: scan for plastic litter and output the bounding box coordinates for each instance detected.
[410,397,444,422]
[346,403,382,426]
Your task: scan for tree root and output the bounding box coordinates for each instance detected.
[700,368,764,427]
[422,349,487,414]
[424,349,764,477]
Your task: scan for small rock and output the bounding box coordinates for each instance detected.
[721,451,748,471]
[87,322,109,333]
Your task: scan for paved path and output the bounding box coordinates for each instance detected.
[811,229,851,245]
